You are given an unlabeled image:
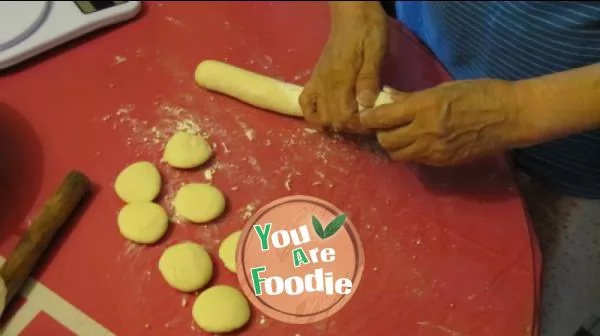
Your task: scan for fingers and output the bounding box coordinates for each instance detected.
[355,42,384,108]
[383,87,409,102]
[329,80,358,132]
[388,140,424,162]
[376,124,417,151]
[359,101,416,130]
[298,87,315,117]
[355,60,380,108]
[298,87,321,125]
[299,87,329,131]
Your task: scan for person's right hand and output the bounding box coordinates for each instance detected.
[299,2,388,134]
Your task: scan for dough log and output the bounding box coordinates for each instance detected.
[194,60,393,117]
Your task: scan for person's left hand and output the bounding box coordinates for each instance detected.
[359,79,540,166]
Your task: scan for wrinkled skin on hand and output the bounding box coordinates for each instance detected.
[359,79,537,166]
[299,2,388,134]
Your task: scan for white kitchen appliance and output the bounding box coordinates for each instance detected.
[0,1,142,70]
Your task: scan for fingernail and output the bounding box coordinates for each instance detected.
[357,90,376,107]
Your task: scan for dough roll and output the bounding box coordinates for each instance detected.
[194,60,393,117]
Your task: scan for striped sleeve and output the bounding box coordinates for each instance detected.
[395,1,600,198]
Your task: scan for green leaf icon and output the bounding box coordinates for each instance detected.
[312,216,325,239]
[312,214,347,240]
[323,213,347,239]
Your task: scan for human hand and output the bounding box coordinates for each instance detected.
[299,1,388,134]
[359,79,540,166]
[0,276,6,317]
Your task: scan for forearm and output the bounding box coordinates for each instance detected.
[517,62,600,141]
[328,1,384,22]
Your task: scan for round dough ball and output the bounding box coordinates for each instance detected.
[117,202,168,244]
[162,131,213,169]
[158,242,213,292]
[192,285,250,333]
[173,183,226,223]
[218,230,242,273]
[114,161,161,203]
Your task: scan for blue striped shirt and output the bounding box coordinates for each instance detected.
[395,1,600,199]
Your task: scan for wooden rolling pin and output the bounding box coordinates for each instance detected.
[0,171,90,315]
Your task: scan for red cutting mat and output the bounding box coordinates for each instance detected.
[0,2,540,336]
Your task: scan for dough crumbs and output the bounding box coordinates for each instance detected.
[293,69,311,81]
[203,169,214,182]
[202,162,231,183]
[176,119,201,135]
[106,101,235,159]
[277,127,356,173]
[241,174,268,186]
[284,173,293,191]
[116,104,134,116]
[247,157,260,172]
[123,241,142,256]
[164,180,187,224]
[234,117,256,141]
[113,55,127,65]
[416,322,463,336]
[106,97,366,203]
[165,16,183,27]
[245,129,256,141]
[313,320,329,334]
[241,201,259,220]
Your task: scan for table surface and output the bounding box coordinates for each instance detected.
[0,2,540,335]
